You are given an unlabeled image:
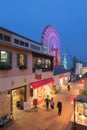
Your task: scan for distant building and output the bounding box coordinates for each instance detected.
[75,62,87,76]
[63,55,67,69]
[53,66,70,90]
[75,62,83,75]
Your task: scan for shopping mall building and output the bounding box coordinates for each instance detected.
[0,27,70,119]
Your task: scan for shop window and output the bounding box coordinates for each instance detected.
[17,53,27,69]
[33,56,53,72]
[45,59,51,68]
[0,50,12,70]
[77,103,84,115]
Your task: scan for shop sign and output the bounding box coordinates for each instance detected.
[24,102,29,111]
[35,69,42,79]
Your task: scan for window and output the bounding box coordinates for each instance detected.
[30,44,40,51]
[17,53,27,69]
[14,39,19,44]
[25,42,29,47]
[45,59,51,68]
[33,56,52,72]
[0,51,12,70]
[0,33,3,40]
[4,35,10,42]
[20,41,24,46]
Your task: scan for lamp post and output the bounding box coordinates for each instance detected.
[73,98,77,130]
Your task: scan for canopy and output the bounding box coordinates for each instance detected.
[82,72,87,78]
[75,95,87,103]
[29,78,54,89]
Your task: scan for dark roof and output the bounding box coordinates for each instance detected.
[75,95,87,103]
[82,72,87,78]
[53,66,71,75]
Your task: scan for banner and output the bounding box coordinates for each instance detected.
[24,102,29,111]
[35,69,42,79]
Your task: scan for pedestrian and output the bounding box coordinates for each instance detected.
[50,97,55,109]
[57,100,62,115]
[67,85,70,91]
[45,95,50,110]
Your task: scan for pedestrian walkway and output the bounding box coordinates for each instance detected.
[1,82,86,130]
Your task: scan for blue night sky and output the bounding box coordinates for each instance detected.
[0,0,87,66]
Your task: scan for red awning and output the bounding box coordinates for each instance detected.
[29,78,54,89]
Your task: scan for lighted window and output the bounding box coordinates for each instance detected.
[20,54,24,65]
[45,59,51,68]
[0,50,12,70]
[37,58,41,65]
[1,51,8,63]
[17,53,27,69]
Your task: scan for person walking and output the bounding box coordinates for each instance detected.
[67,84,70,91]
[50,97,55,109]
[57,100,62,115]
[45,95,50,110]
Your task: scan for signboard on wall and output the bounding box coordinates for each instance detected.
[35,69,42,79]
[24,102,29,111]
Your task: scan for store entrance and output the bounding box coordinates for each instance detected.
[12,86,26,119]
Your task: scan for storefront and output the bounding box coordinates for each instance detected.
[53,66,70,90]
[11,86,26,118]
[75,95,87,125]
[29,78,54,107]
[59,74,69,87]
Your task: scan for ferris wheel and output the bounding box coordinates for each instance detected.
[41,25,62,66]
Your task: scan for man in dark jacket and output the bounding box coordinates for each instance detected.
[57,100,62,115]
[45,95,50,110]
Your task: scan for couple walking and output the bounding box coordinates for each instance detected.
[45,95,55,110]
[45,95,62,115]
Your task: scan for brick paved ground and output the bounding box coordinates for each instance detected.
[1,82,86,130]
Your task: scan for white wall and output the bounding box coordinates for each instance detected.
[75,63,83,75]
